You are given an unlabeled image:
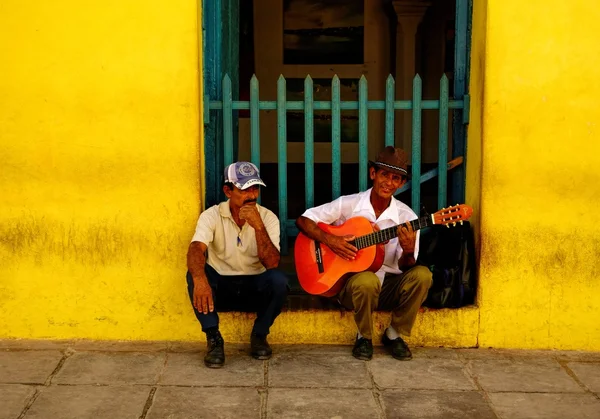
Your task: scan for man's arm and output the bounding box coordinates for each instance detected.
[239,205,280,269]
[397,222,417,270]
[254,226,280,269]
[187,241,214,314]
[296,216,357,261]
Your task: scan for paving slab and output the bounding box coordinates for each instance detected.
[468,358,584,393]
[456,348,510,360]
[554,351,600,362]
[267,388,377,419]
[52,352,165,385]
[147,386,261,419]
[0,340,72,351]
[495,349,559,360]
[160,352,264,387]
[0,384,36,419]
[168,341,248,353]
[381,390,497,419]
[23,385,150,419]
[269,353,370,389]
[568,362,600,393]
[0,350,63,384]
[370,357,476,390]
[67,340,168,352]
[410,348,460,359]
[270,344,352,356]
[489,392,600,419]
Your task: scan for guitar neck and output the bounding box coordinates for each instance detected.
[352,216,433,250]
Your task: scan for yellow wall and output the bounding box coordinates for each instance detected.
[0,0,205,340]
[476,0,600,350]
[1,0,599,351]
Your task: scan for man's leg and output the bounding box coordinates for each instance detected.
[338,271,381,360]
[185,265,232,367]
[186,265,223,331]
[378,265,433,335]
[245,269,288,359]
[377,265,432,359]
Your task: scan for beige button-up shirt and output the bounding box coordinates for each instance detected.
[191,201,280,276]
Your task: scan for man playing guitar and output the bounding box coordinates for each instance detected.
[296,146,433,361]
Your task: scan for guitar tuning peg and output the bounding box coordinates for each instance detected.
[452,222,456,227]
[446,224,450,228]
[460,221,463,225]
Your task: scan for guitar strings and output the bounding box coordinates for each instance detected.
[354,216,430,250]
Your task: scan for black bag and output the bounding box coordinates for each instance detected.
[417,221,476,308]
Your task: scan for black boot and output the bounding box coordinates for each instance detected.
[204,328,225,368]
[352,336,373,361]
[250,333,272,360]
[382,330,412,360]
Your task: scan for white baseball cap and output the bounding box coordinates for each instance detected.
[224,161,266,190]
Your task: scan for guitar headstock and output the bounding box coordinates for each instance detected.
[432,204,473,227]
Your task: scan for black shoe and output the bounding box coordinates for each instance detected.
[352,336,373,361]
[382,331,412,360]
[250,333,272,360]
[204,329,225,368]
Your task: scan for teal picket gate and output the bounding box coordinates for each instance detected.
[204,73,469,255]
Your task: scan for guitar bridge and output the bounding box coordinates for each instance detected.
[314,241,324,273]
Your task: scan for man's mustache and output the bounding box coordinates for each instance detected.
[243,199,257,205]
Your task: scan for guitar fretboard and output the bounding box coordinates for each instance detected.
[351,216,432,250]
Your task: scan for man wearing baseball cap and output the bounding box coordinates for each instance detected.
[186,161,288,368]
[296,146,432,362]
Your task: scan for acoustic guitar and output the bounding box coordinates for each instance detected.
[294,204,473,297]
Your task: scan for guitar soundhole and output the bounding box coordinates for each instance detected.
[315,242,324,274]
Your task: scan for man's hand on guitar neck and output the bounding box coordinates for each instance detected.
[397,222,417,270]
[397,221,416,253]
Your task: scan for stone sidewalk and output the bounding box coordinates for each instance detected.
[1,340,599,419]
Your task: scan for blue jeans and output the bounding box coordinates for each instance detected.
[186,265,288,336]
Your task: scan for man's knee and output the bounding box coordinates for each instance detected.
[264,269,289,295]
[349,272,381,296]
[405,265,433,289]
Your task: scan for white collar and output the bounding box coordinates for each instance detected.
[355,188,401,224]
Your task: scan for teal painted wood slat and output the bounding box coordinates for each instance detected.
[201,0,222,207]
[222,74,234,166]
[358,76,368,191]
[250,75,261,204]
[438,75,449,209]
[397,158,463,194]
[331,75,341,200]
[222,0,239,163]
[203,94,211,125]
[250,75,260,168]
[451,0,469,204]
[277,75,288,255]
[207,99,465,112]
[385,75,395,147]
[411,75,422,213]
[304,76,314,209]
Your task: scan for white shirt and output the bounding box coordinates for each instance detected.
[301,188,420,283]
[191,201,280,276]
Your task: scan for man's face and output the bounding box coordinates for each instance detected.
[370,167,406,200]
[224,184,260,209]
